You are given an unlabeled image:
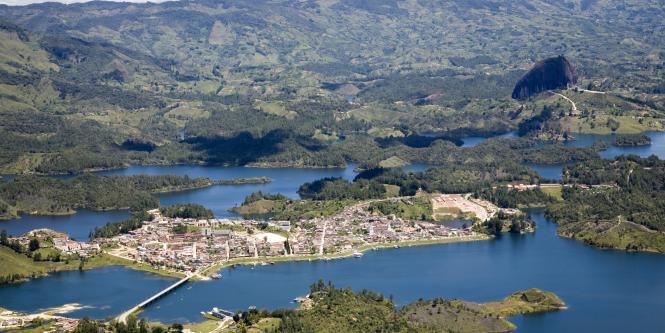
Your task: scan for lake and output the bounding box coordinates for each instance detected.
[0,164,429,239]
[460,131,518,148]
[525,131,665,180]
[2,131,664,238]
[457,131,665,180]
[1,209,664,332]
[2,130,664,237]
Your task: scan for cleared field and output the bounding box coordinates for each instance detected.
[431,194,496,222]
[255,101,297,119]
[379,156,408,168]
[184,319,222,333]
[541,186,563,201]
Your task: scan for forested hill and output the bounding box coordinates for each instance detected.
[0,0,663,174]
[1,0,662,88]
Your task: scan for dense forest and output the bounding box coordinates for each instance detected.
[0,174,217,219]
[222,280,564,333]
[298,178,386,201]
[160,204,214,220]
[546,156,665,252]
[358,163,542,196]
[476,187,556,208]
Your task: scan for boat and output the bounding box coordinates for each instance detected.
[209,273,222,280]
[260,262,268,266]
[353,251,363,258]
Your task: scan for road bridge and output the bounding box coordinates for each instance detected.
[117,274,194,323]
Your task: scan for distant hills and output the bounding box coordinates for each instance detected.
[0,0,663,173]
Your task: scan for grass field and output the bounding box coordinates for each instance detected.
[184,319,222,333]
[0,247,183,284]
[255,101,297,119]
[0,246,56,279]
[541,187,563,201]
[481,288,566,317]
[248,318,281,332]
[378,156,408,168]
[383,184,401,197]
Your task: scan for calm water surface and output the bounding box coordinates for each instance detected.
[1,210,664,332]
[1,131,663,238]
[525,131,665,180]
[460,131,518,148]
[0,210,129,240]
[0,164,429,238]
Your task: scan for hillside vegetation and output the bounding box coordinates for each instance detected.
[0,0,662,173]
[0,174,219,219]
[547,156,665,252]
[231,281,565,332]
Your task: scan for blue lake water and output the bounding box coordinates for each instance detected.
[569,132,665,159]
[0,210,129,241]
[0,142,664,331]
[0,164,429,238]
[0,266,174,318]
[1,210,664,332]
[460,131,518,148]
[459,131,665,179]
[524,132,665,180]
[1,131,663,238]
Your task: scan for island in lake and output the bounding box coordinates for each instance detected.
[0,281,565,333]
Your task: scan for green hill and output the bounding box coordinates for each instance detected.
[0,0,662,173]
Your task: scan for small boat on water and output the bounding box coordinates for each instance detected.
[209,273,222,280]
[260,262,268,266]
[353,251,363,258]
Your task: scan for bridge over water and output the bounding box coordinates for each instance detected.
[117,274,194,323]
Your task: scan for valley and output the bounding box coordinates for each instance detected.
[0,0,664,332]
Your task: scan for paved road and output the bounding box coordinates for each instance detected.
[319,220,327,255]
[117,274,194,323]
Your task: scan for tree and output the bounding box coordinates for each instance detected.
[170,323,183,333]
[151,327,166,333]
[73,318,101,333]
[29,238,40,252]
[0,230,7,246]
[607,118,620,132]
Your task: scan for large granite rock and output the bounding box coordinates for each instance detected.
[512,56,577,100]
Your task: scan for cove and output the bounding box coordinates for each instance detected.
[459,131,665,180]
[1,210,664,332]
[0,164,429,238]
[460,131,518,148]
[526,132,665,180]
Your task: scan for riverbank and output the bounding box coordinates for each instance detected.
[200,235,490,276]
[0,248,184,286]
[0,175,274,221]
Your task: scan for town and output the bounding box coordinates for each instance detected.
[96,197,491,276]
